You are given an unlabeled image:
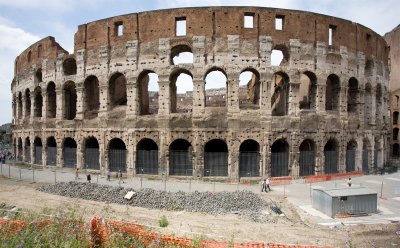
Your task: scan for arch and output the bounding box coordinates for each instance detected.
[108,138,127,172]
[299,71,317,110]
[109,72,127,109]
[204,67,228,107]
[271,72,290,116]
[393,143,400,157]
[35,68,42,82]
[17,138,23,161]
[394,111,399,125]
[299,139,315,176]
[364,83,373,123]
[34,137,42,165]
[170,44,193,65]
[136,138,158,174]
[46,137,57,166]
[137,70,159,115]
[33,86,43,118]
[169,139,192,176]
[204,139,228,176]
[170,68,193,113]
[239,139,260,177]
[393,128,399,141]
[239,68,261,109]
[348,77,359,113]
[346,140,357,172]
[271,44,289,66]
[18,92,22,119]
[325,74,340,111]
[324,139,338,174]
[25,89,31,118]
[270,139,289,177]
[63,58,77,76]
[47,82,56,118]
[24,137,31,163]
[63,137,77,168]
[362,138,370,173]
[84,137,100,170]
[84,75,100,119]
[63,81,77,120]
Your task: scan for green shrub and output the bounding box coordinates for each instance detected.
[159,215,169,227]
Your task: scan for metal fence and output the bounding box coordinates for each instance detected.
[324,151,338,174]
[239,152,260,177]
[34,146,42,164]
[64,148,77,168]
[362,149,369,174]
[136,150,158,174]
[109,149,126,172]
[169,151,192,176]
[204,152,228,177]
[346,150,356,172]
[374,150,378,170]
[299,151,315,176]
[85,148,100,170]
[25,146,30,163]
[271,152,288,177]
[47,147,57,166]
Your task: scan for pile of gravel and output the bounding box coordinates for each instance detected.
[38,182,272,222]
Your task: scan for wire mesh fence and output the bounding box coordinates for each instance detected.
[362,149,369,174]
[169,150,192,176]
[64,148,77,168]
[346,150,356,172]
[47,147,57,166]
[34,146,42,164]
[299,151,315,176]
[239,152,260,177]
[324,151,338,174]
[271,152,288,177]
[204,152,228,177]
[85,148,100,170]
[25,146,30,163]
[108,149,126,172]
[136,150,158,175]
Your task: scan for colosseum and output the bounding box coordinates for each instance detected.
[11,6,390,181]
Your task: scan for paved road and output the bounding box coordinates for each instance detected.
[1,162,399,226]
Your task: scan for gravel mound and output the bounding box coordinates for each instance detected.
[38,182,272,222]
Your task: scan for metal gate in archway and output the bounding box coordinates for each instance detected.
[346,149,356,172]
[64,148,77,168]
[362,149,369,174]
[299,151,315,176]
[108,149,126,172]
[169,150,192,176]
[136,150,158,174]
[204,152,228,177]
[85,148,100,170]
[47,147,57,166]
[25,145,30,163]
[239,152,260,177]
[271,152,288,177]
[324,151,338,174]
[34,146,42,164]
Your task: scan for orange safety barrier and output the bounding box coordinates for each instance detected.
[305,171,363,183]
[270,176,292,186]
[0,218,26,235]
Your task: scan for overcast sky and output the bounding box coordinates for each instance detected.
[1,0,399,125]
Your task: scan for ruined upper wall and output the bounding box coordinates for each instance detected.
[385,25,400,92]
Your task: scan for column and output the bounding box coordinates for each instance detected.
[227,72,239,114]
[126,75,137,118]
[98,84,109,118]
[30,94,34,123]
[75,85,84,120]
[288,71,300,116]
[56,89,64,120]
[157,76,170,116]
[41,88,47,122]
[316,75,327,113]
[192,77,205,117]
[57,142,63,168]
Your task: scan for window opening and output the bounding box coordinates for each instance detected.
[275,16,284,30]
[244,13,254,28]
[176,17,186,36]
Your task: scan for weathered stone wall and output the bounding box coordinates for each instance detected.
[11,7,389,181]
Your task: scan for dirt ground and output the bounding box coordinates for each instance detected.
[0,177,398,247]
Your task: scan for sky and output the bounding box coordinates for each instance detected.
[1,0,399,125]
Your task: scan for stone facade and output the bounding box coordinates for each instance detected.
[11,7,389,180]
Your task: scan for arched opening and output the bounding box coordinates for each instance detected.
[63,138,77,168]
[25,137,31,163]
[109,73,127,108]
[324,139,338,174]
[271,45,289,66]
[84,76,100,119]
[34,137,42,165]
[108,138,126,172]
[239,139,260,177]
[346,140,357,172]
[34,87,42,118]
[365,60,373,77]
[63,58,77,76]
[35,68,42,82]
[364,83,373,124]
[376,84,382,120]
[325,74,340,111]
[299,72,317,110]
[85,137,100,170]
[170,45,193,65]
[25,89,31,118]
[63,81,77,120]
[239,69,260,109]
[170,69,193,113]
[394,111,399,125]
[393,128,399,141]
[271,72,289,116]
[17,138,22,161]
[271,139,289,177]
[47,82,56,118]
[138,71,159,115]
[393,143,400,157]
[348,78,359,113]
[299,139,315,176]
[362,139,370,173]
[374,139,381,170]
[204,139,228,177]
[169,139,192,176]
[18,92,22,119]
[47,137,57,166]
[136,138,158,175]
[205,68,227,107]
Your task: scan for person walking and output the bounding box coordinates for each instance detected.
[87,173,91,183]
[261,178,267,192]
[118,169,124,183]
[347,177,352,187]
[75,168,80,180]
[266,177,271,192]
[106,170,111,181]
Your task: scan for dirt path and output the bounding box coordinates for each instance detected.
[0,177,398,247]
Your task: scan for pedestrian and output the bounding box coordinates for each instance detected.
[75,168,80,180]
[266,177,271,192]
[87,174,91,183]
[347,177,352,187]
[106,170,111,181]
[261,178,268,192]
[119,169,124,183]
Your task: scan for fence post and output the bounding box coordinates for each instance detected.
[32,167,35,182]
[8,164,11,178]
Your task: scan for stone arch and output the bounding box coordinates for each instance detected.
[33,86,42,118]
[108,138,127,172]
[46,136,57,166]
[394,128,399,141]
[239,68,261,109]
[17,137,23,161]
[35,68,42,83]
[170,44,193,65]
[393,143,400,157]
[63,57,77,76]
[33,137,42,165]
[25,88,31,118]
[299,139,316,176]
[84,137,100,170]
[25,137,31,163]
[18,92,22,119]
[271,44,289,66]
[47,82,56,118]
[204,139,228,177]
[137,70,159,115]
[364,83,373,123]
[325,74,340,111]
[299,71,317,110]
[324,139,338,174]
[63,137,77,168]
[362,138,371,173]
[239,139,260,177]
[348,77,359,113]
[136,138,158,175]
[170,68,193,113]
[204,67,228,107]
[394,111,399,125]
[169,139,192,176]
[84,75,100,119]
[346,139,357,172]
[109,72,127,108]
[63,81,77,120]
[270,139,289,177]
[271,71,290,116]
